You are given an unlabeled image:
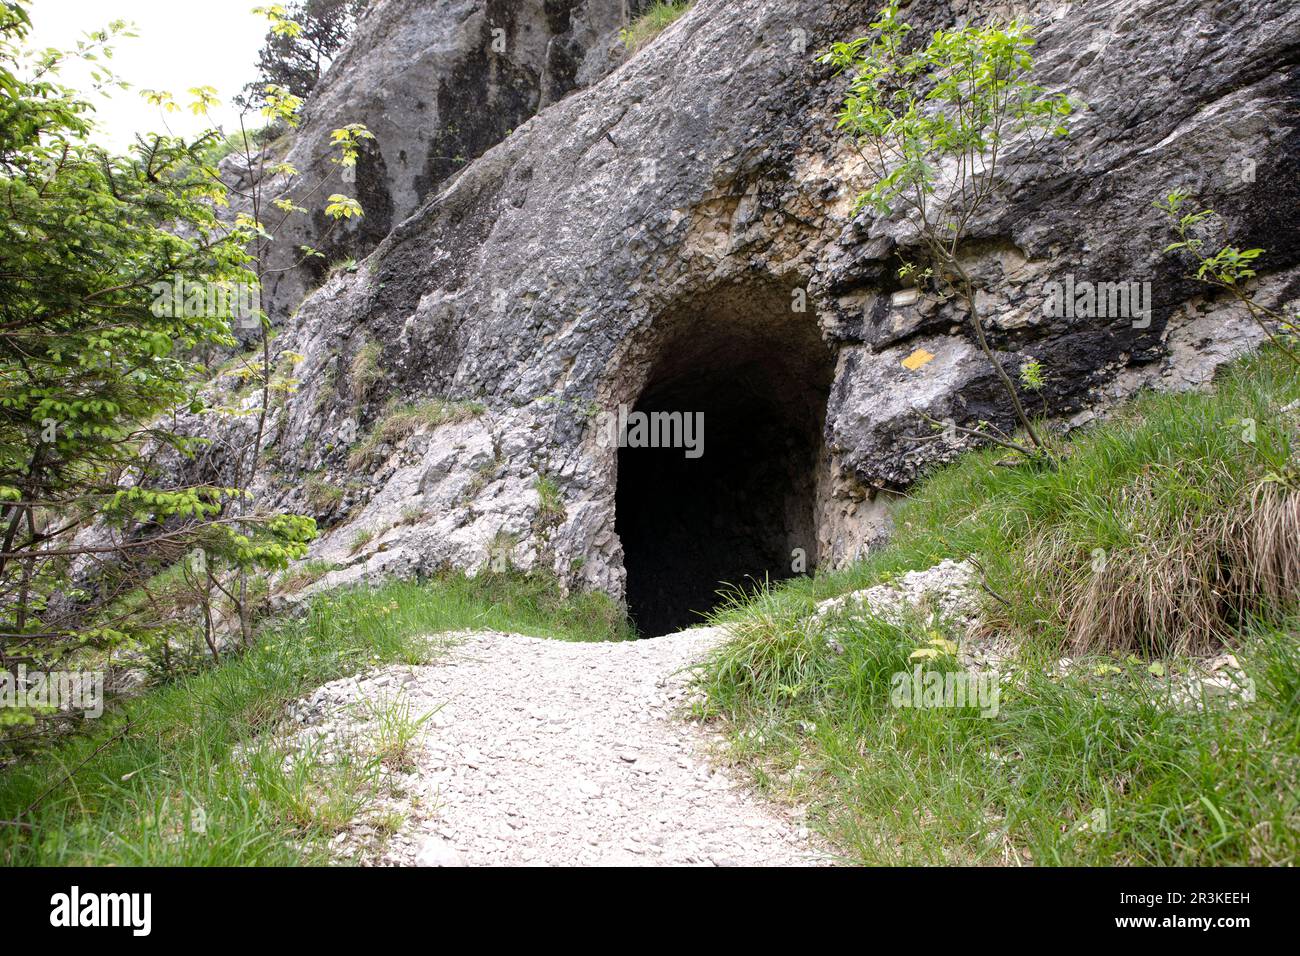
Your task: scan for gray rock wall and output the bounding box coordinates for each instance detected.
[242,0,651,323]
[237,0,1300,627]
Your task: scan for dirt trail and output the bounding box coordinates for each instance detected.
[286,627,830,866]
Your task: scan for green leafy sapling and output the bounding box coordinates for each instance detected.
[144,3,374,646]
[1155,190,1300,369]
[821,0,1074,457]
[0,0,319,703]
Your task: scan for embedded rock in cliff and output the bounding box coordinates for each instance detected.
[252,0,1300,633]
[243,0,650,322]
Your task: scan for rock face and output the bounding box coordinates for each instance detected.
[237,0,1300,633]
[245,0,654,322]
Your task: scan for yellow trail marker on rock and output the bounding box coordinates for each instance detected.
[901,348,936,371]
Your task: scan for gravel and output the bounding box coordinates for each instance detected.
[281,626,830,867]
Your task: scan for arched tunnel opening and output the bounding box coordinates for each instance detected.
[615,282,835,636]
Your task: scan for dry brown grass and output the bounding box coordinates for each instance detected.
[1042,483,1300,655]
[346,398,485,470]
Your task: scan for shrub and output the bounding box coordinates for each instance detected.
[0,4,316,688]
[821,1,1073,457]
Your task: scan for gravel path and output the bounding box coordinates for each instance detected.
[285,627,830,866]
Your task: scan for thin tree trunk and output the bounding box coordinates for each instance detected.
[949,260,1047,453]
[202,566,221,663]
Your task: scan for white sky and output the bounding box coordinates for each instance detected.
[26,1,268,151]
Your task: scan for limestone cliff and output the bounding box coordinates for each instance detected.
[237,0,653,323]
[222,0,1299,633]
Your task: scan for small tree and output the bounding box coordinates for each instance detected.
[0,0,374,735]
[0,1,316,713]
[144,3,373,647]
[1156,191,1300,369]
[822,1,1073,457]
[236,0,367,110]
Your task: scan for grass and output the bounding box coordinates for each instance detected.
[364,697,434,775]
[350,340,383,402]
[699,347,1300,865]
[349,527,377,555]
[347,397,486,469]
[534,474,566,526]
[276,559,337,595]
[0,570,631,865]
[620,1,691,52]
[304,473,345,512]
[703,611,1299,865]
[713,348,1300,657]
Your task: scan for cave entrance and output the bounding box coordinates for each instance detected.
[615,282,834,636]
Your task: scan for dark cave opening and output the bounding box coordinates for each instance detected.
[615,285,834,637]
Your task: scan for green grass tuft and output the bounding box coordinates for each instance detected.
[620,1,691,52]
[277,558,338,595]
[349,340,383,401]
[304,473,345,512]
[348,398,486,469]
